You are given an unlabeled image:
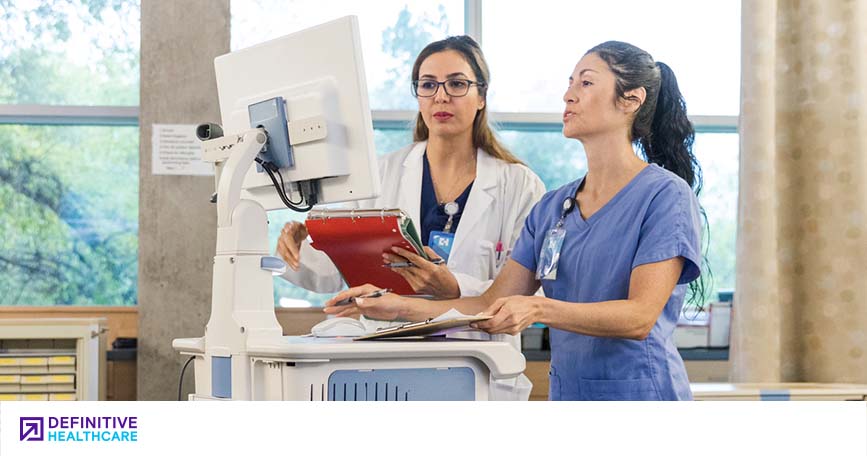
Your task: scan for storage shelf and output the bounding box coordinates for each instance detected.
[0,318,106,401]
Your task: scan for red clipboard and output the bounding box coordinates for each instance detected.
[305,209,428,295]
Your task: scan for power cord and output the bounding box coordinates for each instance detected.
[254,157,313,212]
[274,164,303,205]
[178,356,195,401]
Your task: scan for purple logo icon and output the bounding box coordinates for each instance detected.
[20,417,44,441]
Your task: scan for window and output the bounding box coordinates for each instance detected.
[484,1,741,305]
[483,0,741,116]
[235,0,740,307]
[692,133,739,298]
[0,1,141,306]
[0,2,738,308]
[231,0,465,110]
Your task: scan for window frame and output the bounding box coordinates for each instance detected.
[0,0,738,133]
[386,0,738,134]
[0,105,138,126]
[0,0,738,308]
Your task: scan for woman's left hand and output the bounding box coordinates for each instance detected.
[472,295,544,335]
[383,246,461,299]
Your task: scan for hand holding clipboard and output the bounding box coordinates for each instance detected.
[380,245,460,299]
[305,209,430,295]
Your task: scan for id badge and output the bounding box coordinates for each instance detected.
[428,230,455,262]
[536,225,566,280]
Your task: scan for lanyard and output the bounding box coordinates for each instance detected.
[557,197,576,227]
[536,197,577,281]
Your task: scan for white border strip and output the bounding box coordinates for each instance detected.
[0,104,737,133]
[372,110,738,133]
[0,105,139,126]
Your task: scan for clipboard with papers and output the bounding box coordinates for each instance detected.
[354,315,493,341]
[305,209,430,295]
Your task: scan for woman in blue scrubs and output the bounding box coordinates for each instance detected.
[325,41,704,400]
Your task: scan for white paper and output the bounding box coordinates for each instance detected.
[431,308,476,323]
[429,308,487,336]
[358,315,390,334]
[151,124,214,176]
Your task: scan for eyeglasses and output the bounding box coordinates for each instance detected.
[412,78,486,98]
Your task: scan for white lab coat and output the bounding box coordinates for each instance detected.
[280,140,546,298]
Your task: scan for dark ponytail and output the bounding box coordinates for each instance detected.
[642,62,701,195]
[587,41,709,307]
[587,41,702,194]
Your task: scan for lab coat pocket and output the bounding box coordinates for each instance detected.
[577,377,659,401]
[476,240,496,278]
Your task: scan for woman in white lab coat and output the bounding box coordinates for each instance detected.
[277,35,545,302]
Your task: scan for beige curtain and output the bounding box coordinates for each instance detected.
[733,0,867,382]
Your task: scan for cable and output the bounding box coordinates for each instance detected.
[254,157,313,212]
[275,166,303,205]
[178,356,195,401]
[255,157,309,210]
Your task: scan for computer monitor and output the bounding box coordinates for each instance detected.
[214,15,381,210]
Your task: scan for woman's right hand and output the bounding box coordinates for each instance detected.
[276,222,308,271]
[324,284,410,321]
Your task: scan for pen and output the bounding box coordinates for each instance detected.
[382,258,445,268]
[334,288,392,306]
[495,241,503,261]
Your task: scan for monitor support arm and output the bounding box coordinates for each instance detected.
[193,126,287,398]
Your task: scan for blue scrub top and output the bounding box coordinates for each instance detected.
[511,164,702,400]
[420,152,474,246]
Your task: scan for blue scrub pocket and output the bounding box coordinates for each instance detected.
[577,377,660,401]
[548,367,562,401]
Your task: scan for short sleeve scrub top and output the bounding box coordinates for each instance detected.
[511,164,702,400]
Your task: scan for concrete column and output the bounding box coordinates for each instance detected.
[138,0,229,400]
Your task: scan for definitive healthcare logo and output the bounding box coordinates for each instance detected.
[20,417,43,441]
[19,415,138,443]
